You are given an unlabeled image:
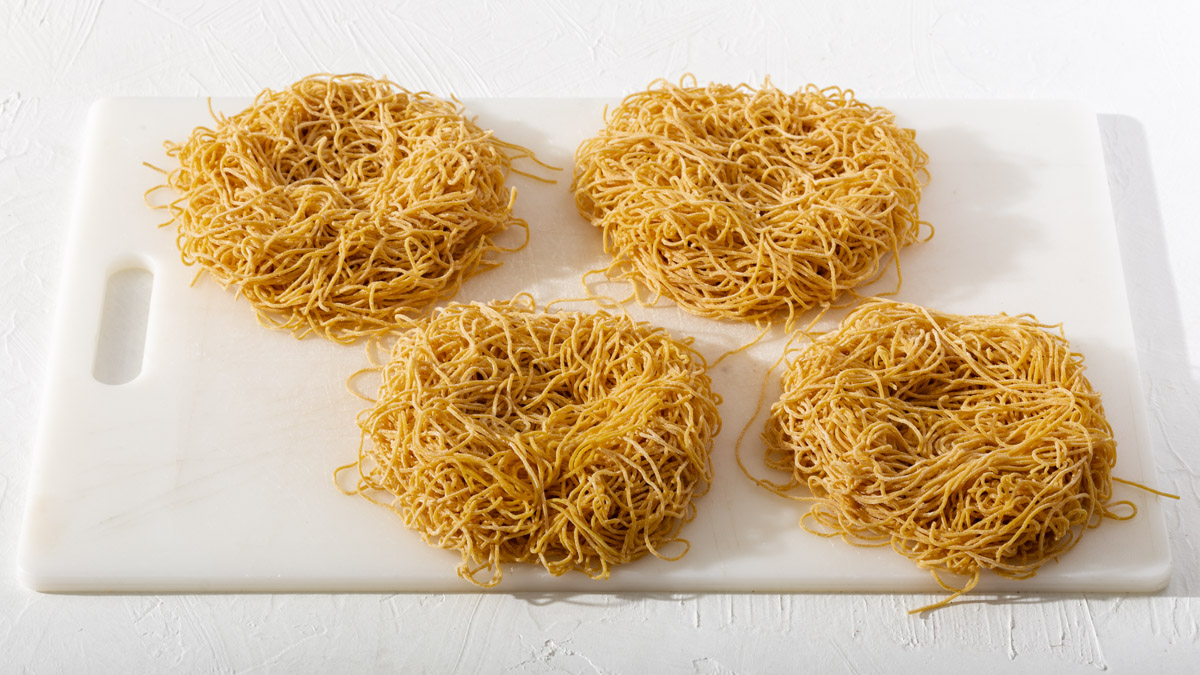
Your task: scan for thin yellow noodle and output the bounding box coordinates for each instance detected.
[343,295,722,586]
[154,73,542,343]
[763,299,1141,608]
[573,76,930,327]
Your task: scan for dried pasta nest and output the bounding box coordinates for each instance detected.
[573,77,930,326]
[159,73,529,342]
[350,297,722,585]
[764,299,1129,604]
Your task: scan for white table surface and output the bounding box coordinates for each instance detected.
[2,1,1197,672]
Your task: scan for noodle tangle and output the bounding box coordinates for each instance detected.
[349,296,721,585]
[573,77,930,326]
[158,73,532,342]
[764,299,1129,600]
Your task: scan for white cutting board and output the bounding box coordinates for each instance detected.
[19,97,1170,594]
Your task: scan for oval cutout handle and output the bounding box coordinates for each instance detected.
[93,266,154,385]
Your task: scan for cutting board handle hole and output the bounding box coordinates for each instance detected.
[93,265,154,385]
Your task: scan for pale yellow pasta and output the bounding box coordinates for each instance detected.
[764,299,1132,610]
[346,296,721,586]
[155,73,534,342]
[574,77,929,326]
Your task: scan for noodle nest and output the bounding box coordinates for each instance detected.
[159,73,529,342]
[763,299,1127,592]
[350,297,721,585]
[573,77,930,326]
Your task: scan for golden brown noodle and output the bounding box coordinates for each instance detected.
[345,296,721,585]
[156,73,536,342]
[763,299,1132,609]
[573,76,930,327]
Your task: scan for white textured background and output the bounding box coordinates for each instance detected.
[2,0,1198,672]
